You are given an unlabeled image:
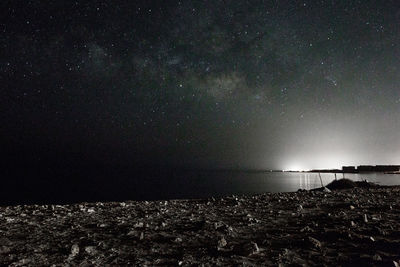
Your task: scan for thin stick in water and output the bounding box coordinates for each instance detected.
[318,172,324,187]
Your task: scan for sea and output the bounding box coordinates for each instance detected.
[140,170,400,200]
[1,168,399,205]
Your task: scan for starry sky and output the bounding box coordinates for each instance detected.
[2,0,400,170]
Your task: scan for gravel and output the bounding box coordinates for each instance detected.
[1,186,400,265]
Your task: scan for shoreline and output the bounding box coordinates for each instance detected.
[1,184,400,265]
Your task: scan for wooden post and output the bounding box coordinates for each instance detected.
[334,172,337,181]
[318,172,324,187]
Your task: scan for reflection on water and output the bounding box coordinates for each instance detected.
[165,171,400,199]
[298,173,317,189]
[280,172,400,192]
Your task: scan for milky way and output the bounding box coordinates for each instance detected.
[2,1,400,169]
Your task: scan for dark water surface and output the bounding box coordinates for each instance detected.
[1,167,399,205]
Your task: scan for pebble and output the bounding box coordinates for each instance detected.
[218,236,227,249]
[85,246,97,255]
[70,244,80,257]
[308,237,322,249]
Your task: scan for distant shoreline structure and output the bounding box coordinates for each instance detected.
[202,166,400,174]
[304,165,400,174]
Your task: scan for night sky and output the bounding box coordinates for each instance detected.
[2,1,400,171]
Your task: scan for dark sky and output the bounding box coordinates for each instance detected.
[2,0,400,170]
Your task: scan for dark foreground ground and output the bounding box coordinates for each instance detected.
[1,184,400,266]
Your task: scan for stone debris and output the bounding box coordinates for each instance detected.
[1,186,400,265]
[308,237,322,249]
[84,246,97,255]
[243,241,259,255]
[70,244,79,257]
[373,254,382,261]
[217,236,227,250]
[323,187,332,193]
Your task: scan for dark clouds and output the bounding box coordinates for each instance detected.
[2,1,400,169]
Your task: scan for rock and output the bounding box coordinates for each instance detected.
[71,244,80,255]
[280,248,305,264]
[338,211,347,217]
[377,227,387,236]
[69,244,80,258]
[373,254,382,261]
[0,245,11,254]
[350,205,355,210]
[85,246,97,255]
[127,230,137,236]
[372,214,380,221]
[308,237,322,249]
[297,205,303,211]
[326,178,357,190]
[323,187,331,193]
[134,222,144,228]
[214,221,225,230]
[217,236,227,249]
[87,207,95,213]
[252,242,260,253]
[12,258,31,266]
[227,226,235,234]
[244,242,259,255]
[300,226,314,232]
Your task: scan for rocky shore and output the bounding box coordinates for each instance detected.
[1,182,400,266]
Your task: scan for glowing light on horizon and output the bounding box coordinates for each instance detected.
[284,164,306,172]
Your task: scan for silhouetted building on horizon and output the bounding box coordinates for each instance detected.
[357,165,375,172]
[357,165,400,172]
[342,166,356,173]
[340,165,400,173]
[313,165,400,173]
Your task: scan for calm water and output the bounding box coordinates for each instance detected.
[2,168,400,204]
[158,171,400,200]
